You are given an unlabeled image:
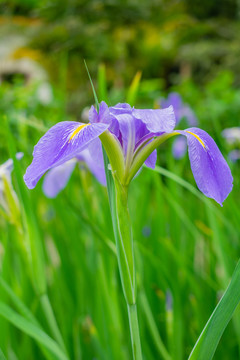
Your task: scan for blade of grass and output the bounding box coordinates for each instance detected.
[98,64,108,102]
[84,60,99,112]
[3,116,67,354]
[188,260,240,360]
[139,291,171,360]
[0,302,69,360]
[0,277,38,326]
[146,165,237,238]
[126,71,142,106]
[0,278,62,360]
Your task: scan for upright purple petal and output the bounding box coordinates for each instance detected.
[89,101,110,123]
[177,127,233,205]
[42,160,76,198]
[132,106,176,133]
[89,105,99,123]
[109,103,132,115]
[90,101,120,136]
[24,121,109,189]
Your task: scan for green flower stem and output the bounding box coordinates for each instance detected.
[113,179,143,359]
[100,129,142,358]
[114,181,135,304]
[128,304,143,360]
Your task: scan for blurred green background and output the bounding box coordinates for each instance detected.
[0,0,240,359]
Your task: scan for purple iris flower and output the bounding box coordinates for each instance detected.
[161,92,198,159]
[24,101,233,205]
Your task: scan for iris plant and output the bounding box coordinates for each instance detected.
[24,101,233,360]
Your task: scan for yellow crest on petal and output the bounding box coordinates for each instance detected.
[186,131,206,148]
[68,124,89,142]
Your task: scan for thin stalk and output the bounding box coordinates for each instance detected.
[88,69,142,358]
[113,179,143,360]
[127,304,143,360]
[40,294,68,356]
[139,291,171,360]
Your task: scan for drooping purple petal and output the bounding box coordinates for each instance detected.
[132,106,176,133]
[42,160,76,198]
[177,127,233,205]
[82,140,106,185]
[24,121,109,189]
[145,149,157,169]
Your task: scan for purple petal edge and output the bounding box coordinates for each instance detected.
[24,121,109,189]
[177,128,233,205]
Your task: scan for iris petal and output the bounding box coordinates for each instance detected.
[83,140,106,185]
[24,121,108,189]
[177,127,233,205]
[42,160,76,198]
[132,106,176,133]
[90,101,120,136]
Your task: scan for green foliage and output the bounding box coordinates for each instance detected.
[1,1,240,359]
[0,67,240,359]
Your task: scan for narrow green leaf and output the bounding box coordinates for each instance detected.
[3,115,47,295]
[98,63,108,102]
[188,260,240,360]
[126,71,142,106]
[147,165,237,237]
[84,59,99,111]
[0,302,68,360]
[0,277,39,326]
[140,291,171,360]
